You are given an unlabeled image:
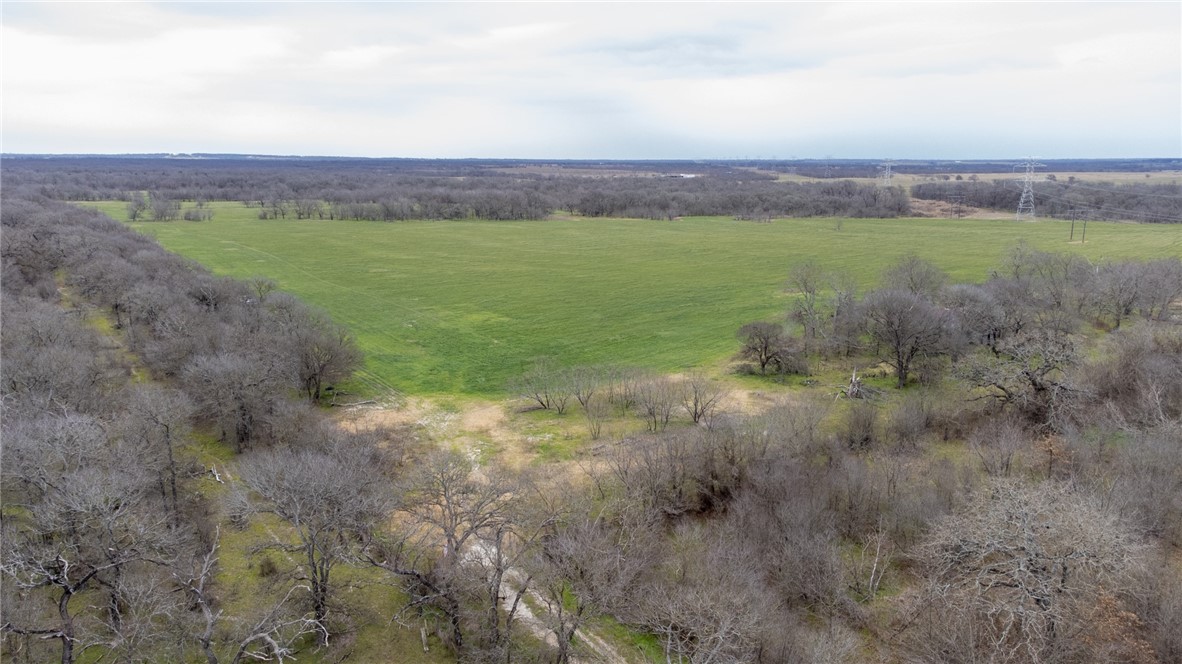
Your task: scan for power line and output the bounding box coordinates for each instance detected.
[1052,179,1182,200]
[1002,179,1182,223]
[1033,187,1182,222]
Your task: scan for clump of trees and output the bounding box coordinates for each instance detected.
[736,321,809,376]
[0,196,374,662]
[508,362,730,436]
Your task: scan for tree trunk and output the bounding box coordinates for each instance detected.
[58,590,75,664]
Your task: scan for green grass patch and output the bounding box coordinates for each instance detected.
[186,430,237,465]
[94,201,1181,396]
[594,615,666,662]
[211,505,450,663]
[530,433,583,463]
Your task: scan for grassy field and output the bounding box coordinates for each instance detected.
[90,201,1182,396]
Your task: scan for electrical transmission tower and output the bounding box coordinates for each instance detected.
[1014,157,1044,220]
[878,159,894,186]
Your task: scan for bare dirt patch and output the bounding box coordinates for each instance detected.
[907,198,1010,220]
[340,397,546,470]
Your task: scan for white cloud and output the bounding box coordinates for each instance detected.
[2,2,1178,158]
[320,45,405,71]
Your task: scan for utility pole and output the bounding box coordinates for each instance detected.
[950,194,965,219]
[1014,157,1044,220]
[1069,208,1078,241]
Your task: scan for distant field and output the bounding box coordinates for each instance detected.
[90,201,1182,396]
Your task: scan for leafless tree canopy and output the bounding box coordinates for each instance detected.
[4,177,1181,663]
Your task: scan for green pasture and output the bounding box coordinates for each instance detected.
[92,201,1182,396]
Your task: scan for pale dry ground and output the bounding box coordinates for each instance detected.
[342,374,795,470]
[907,198,1014,220]
[344,397,531,469]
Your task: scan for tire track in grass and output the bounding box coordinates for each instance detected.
[221,239,501,396]
[221,239,435,322]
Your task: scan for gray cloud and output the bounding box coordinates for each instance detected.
[2,2,1178,158]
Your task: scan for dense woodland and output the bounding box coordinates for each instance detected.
[3,163,1182,664]
[5,156,1179,222]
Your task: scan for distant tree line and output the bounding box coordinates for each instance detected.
[2,157,911,221]
[14,156,1180,223]
[911,179,1182,223]
[759,157,1182,177]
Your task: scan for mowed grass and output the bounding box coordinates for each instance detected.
[92,201,1182,396]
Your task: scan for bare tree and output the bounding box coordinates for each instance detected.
[636,375,681,432]
[126,192,148,221]
[882,253,948,299]
[292,199,323,220]
[568,364,603,411]
[680,371,728,427]
[788,261,826,349]
[509,358,572,413]
[941,283,1005,351]
[1094,260,1145,330]
[843,400,879,451]
[239,440,392,643]
[148,191,181,221]
[737,321,784,374]
[956,330,1082,429]
[602,364,644,416]
[1,462,176,664]
[861,289,953,388]
[907,479,1146,663]
[968,415,1028,477]
[824,272,863,357]
[993,244,1091,334]
[367,449,517,654]
[582,391,610,440]
[289,310,363,403]
[118,385,195,521]
[530,509,654,664]
[736,321,804,375]
[174,530,334,664]
[183,350,293,452]
[1085,322,1182,427]
[1137,257,1182,321]
[638,526,773,663]
[1,297,117,415]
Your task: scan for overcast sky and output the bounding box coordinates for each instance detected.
[3,2,1179,159]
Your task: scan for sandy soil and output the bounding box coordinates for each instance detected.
[907,197,1012,220]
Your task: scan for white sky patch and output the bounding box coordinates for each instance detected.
[2,1,1178,158]
[320,45,405,71]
